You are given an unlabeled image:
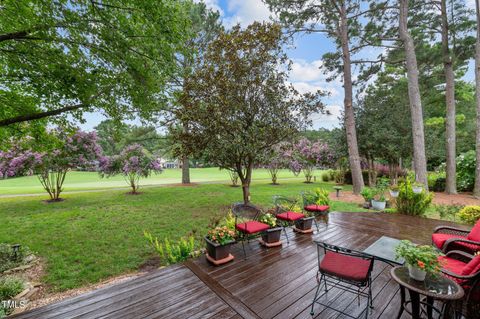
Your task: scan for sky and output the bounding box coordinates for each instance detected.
[80,0,477,132]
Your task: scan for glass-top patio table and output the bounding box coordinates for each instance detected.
[363,236,405,265]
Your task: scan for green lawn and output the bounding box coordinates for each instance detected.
[0,180,365,292]
[0,167,314,195]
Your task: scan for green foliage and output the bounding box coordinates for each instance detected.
[223,211,237,231]
[206,226,236,246]
[456,150,476,191]
[360,187,375,202]
[457,206,480,225]
[428,172,446,192]
[395,178,433,216]
[0,244,31,273]
[395,240,442,273]
[434,205,463,222]
[0,0,189,130]
[0,276,24,301]
[321,172,330,182]
[304,188,330,207]
[144,231,197,265]
[259,213,277,228]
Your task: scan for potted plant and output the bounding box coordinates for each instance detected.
[395,240,442,281]
[360,187,374,208]
[389,185,399,198]
[412,182,423,194]
[205,226,236,266]
[371,187,387,211]
[258,213,282,247]
[294,207,315,233]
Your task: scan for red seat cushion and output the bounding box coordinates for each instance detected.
[304,205,330,212]
[461,255,480,276]
[235,221,270,234]
[432,233,467,249]
[277,211,305,221]
[467,221,480,242]
[438,256,467,274]
[320,251,372,282]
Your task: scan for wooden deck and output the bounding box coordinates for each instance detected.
[11,212,469,319]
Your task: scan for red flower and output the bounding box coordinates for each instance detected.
[417,260,425,269]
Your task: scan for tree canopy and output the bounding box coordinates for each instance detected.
[0,0,189,135]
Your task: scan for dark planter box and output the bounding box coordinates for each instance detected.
[261,227,282,244]
[295,217,314,231]
[204,237,235,261]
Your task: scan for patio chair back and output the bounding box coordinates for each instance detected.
[273,195,298,213]
[232,202,262,221]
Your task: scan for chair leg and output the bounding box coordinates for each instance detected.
[241,236,247,259]
[283,225,289,244]
[314,217,320,233]
[310,276,322,316]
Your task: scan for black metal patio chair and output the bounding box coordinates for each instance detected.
[232,202,269,259]
[310,241,375,319]
[273,195,308,243]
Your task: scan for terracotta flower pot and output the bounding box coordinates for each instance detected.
[294,216,314,233]
[204,237,235,265]
[261,227,282,247]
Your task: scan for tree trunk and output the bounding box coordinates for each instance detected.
[441,0,457,194]
[181,156,190,184]
[237,163,252,204]
[474,0,480,197]
[339,3,364,194]
[399,0,429,190]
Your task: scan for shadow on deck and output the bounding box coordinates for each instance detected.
[10,212,469,319]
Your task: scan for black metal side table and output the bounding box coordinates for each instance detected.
[390,266,464,319]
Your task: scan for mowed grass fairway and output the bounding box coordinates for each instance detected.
[0,167,305,195]
[0,179,365,292]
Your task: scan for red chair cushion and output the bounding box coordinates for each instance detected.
[432,233,467,249]
[277,211,305,221]
[467,221,480,242]
[320,251,372,282]
[438,256,467,274]
[235,221,270,234]
[461,255,480,276]
[304,205,329,212]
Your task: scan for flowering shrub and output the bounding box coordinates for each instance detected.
[99,144,162,194]
[457,206,480,225]
[284,138,334,183]
[456,150,475,191]
[395,240,442,274]
[259,213,277,228]
[206,226,236,245]
[0,146,42,179]
[0,129,102,201]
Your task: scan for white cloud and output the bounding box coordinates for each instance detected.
[290,59,325,82]
[223,0,272,28]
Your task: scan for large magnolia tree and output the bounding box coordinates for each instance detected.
[175,22,324,203]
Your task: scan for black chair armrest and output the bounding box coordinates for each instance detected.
[441,268,479,281]
[445,250,474,263]
[442,238,480,253]
[434,226,470,236]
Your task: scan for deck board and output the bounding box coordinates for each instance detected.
[11,212,467,319]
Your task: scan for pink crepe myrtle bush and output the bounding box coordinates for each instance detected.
[0,129,103,201]
[99,144,162,194]
[260,145,290,184]
[285,138,334,183]
[0,146,42,179]
[37,129,103,201]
